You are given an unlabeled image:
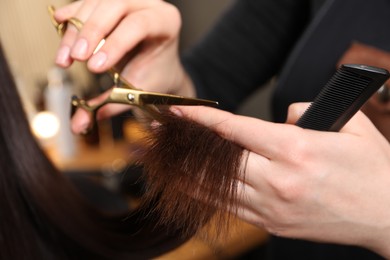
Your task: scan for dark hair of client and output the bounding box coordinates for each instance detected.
[0,45,190,260]
[137,110,245,239]
[0,41,246,258]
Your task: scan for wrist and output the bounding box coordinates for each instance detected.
[180,71,196,97]
[173,65,196,97]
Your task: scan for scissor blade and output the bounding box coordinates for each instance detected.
[139,93,219,107]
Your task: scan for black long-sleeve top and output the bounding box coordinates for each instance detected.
[182,0,311,113]
[183,0,390,123]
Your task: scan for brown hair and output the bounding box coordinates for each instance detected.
[0,42,245,258]
[137,111,245,239]
[0,45,188,259]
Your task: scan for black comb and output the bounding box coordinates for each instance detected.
[296,64,390,131]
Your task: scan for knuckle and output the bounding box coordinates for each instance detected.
[82,21,102,39]
[116,0,130,10]
[270,176,305,202]
[164,4,182,28]
[283,134,312,165]
[83,0,95,7]
[217,123,234,141]
[262,205,298,236]
[262,218,287,236]
[213,114,237,141]
[129,13,150,33]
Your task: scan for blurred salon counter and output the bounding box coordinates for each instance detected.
[46,138,133,172]
[45,119,145,172]
[157,219,269,260]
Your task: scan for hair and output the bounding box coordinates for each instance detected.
[0,45,189,260]
[0,42,245,259]
[137,111,245,240]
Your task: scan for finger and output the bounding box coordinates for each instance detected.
[53,1,83,67]
[230,204,264,228]
[71,103,131,134]
[96,103,132,120]
[71,108,91,134]
[339,110,382,137]
[173,105,301,158]
[71,89,131,134]
[237,150,269,187]
[70,89,110,134]
[70,0,128,62]
[228,183,267,228]
[88,4,180,72]
[236,153,281,215]
[288,102,377,136]
[87,11,150,72]
[54,1,83,23]
[285,102,311,124]
[54,1,98,67]
[68,1,101,61]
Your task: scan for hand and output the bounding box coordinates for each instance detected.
[53,0,194,133]
[172,103,390,258]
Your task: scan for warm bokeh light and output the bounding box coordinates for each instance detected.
[31,111,60,139]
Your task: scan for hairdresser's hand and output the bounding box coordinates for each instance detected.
[53,0,195,133]
[173,103,390,258]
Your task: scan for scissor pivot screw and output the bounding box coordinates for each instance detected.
[127,93,135,102]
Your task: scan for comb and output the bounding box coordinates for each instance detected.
[296,64,389,131]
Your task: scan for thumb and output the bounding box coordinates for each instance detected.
[285,102,311,124]
[70,87,131,134]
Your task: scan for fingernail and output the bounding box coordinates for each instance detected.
[150,120,162,129]
[169,106,183,117]
[55,45,70,65]
[71,38,88,58]
[78,122,91,134]
[89,52,107,69]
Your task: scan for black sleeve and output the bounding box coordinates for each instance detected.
[181,0,311,111]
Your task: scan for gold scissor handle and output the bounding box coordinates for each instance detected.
[48,6,83,36]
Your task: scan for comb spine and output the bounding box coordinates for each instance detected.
[296,64,389,131]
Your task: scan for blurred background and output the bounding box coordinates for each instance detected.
[0,0,271,125]
[0,0,270,258]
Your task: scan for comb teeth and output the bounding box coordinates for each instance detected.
[296,64,389,132]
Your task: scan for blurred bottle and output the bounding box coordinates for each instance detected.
[45,66,76,159]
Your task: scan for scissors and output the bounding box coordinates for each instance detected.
[47,6,218,132]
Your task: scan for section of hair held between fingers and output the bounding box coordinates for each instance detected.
[134,110,247,240]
